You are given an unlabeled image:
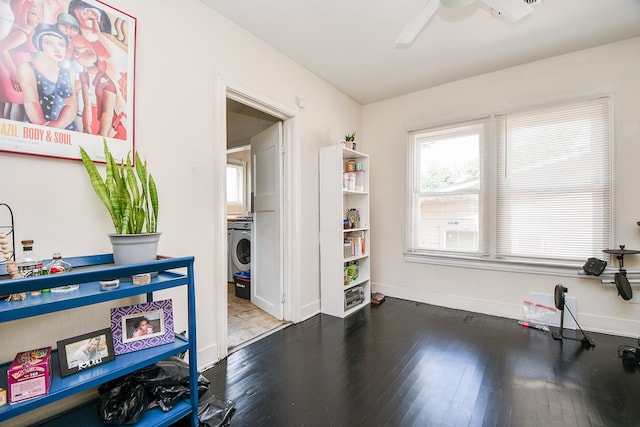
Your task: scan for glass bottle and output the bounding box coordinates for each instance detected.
[46,253,78,292]
[355,170,365,192]
[344,172,356,191]
[16,240,43,295]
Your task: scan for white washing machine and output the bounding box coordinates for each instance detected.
[228,220,252,282]
[227,227,233,282]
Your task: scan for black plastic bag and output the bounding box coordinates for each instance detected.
[97,378,148,425]
[129,356,210,412]
[97,356,210,424]
[198,395,236,427]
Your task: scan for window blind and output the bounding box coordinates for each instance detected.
[495,97,611,262]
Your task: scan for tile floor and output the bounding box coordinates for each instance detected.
[227,282,285,349]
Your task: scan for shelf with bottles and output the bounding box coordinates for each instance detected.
[343,230,367,260]
[342,154,368,193]
[0,256,193,323]
[320,144,371,317]
[342,171,367,193]
[0,254,199,426]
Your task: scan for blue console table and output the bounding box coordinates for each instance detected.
[0,254,198,426]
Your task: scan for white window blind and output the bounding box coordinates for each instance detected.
[495,97,611,262]
[409,96,612,266]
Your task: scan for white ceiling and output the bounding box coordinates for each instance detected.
[200,0,640,105]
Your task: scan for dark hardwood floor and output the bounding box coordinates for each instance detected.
[199,297,640,427]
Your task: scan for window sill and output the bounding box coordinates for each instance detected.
[403,252,583,277]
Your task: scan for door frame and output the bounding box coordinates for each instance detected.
[214,76,302,359]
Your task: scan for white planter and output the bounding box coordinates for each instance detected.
[108,233,162,265]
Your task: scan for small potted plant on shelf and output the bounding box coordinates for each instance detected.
[345,131,356,150]
[80,139,160,265]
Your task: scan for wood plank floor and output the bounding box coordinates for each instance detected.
[200,297,640,426]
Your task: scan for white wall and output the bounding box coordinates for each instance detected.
[0,1,360,423]
[5,1,638,423]
[363,37,640,337]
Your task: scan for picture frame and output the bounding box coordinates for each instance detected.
[0,0,137,163]
[110,299,174,355]
[57,328,115,377]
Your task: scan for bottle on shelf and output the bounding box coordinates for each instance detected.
[345,261,358,282]
[343,171,356,191]
[16,240,43,295]
[45,253,78,292]
[355,165,365,192]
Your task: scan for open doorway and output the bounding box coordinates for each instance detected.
[226,98,287,350]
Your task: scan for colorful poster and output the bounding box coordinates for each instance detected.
[0,0,135,162]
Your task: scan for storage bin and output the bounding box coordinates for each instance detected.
[233,271,251,299]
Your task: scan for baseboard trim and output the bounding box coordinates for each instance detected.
[372,281,640,339]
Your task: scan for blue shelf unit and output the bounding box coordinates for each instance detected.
[0,254,198,426]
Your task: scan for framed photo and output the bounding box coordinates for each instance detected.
[110,299,174,355]
[0,0,137,162]
[57,328,115,377]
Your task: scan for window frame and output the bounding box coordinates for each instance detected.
[226,159,247,214]
[405,96,613,276]
[409,119,487,255]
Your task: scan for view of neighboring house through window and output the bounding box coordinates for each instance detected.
[409,96,611,266]
[413,122,483,253]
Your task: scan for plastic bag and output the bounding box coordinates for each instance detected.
[98,378,148,425]
[97,356,210,425]
[198,395,236,427]
[128,356,211,412]
[519,300,557,331]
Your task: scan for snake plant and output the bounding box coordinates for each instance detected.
[80,139,158,234]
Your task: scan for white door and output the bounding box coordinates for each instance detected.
[251,122,283,319]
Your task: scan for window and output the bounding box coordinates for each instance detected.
[411,122,485,253]
[408,97,611,267]
[226,160,246,214]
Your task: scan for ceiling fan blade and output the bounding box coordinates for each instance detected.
[481,0,533,22]
[395,0,440,47]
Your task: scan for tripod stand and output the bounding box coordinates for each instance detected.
[551,284,595,347]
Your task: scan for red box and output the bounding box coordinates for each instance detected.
[7,347,52,404]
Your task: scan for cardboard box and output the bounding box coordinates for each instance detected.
[7,347,52,404]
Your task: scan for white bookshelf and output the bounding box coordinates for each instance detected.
[319,145,370,317]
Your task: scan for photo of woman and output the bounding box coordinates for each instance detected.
[16,23,78,130]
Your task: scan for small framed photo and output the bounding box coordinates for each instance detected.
[57,328,115,377]
[110,299,174,355]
